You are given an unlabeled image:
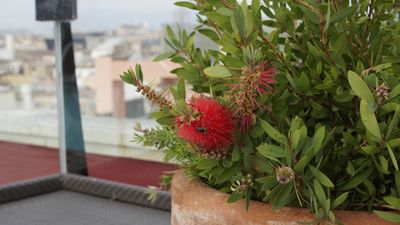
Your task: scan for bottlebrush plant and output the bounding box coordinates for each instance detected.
[121,0,400,224]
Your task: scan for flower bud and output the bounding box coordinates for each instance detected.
[275,166,295,184]
[376,83,389,105]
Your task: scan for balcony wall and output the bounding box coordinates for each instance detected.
[0,110,167,163]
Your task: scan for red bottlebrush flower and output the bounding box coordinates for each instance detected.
[225,60,276,133]
[257,61,276,94]
[240,113,255,132]
[176,97,235,152]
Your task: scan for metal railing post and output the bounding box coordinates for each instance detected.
[54,21,67,174]
[36,0,87,175]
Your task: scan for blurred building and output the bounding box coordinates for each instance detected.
[0,18,215,119]
[94,56,177,118]
[0,85,16,109]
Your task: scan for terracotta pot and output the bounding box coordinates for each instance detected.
[171,169,395,225]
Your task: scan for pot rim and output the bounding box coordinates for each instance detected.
[171,169,395,225]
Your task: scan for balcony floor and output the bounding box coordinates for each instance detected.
[0,190,170,225]
[0,141,177,186]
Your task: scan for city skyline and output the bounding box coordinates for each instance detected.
[0,0,194,36]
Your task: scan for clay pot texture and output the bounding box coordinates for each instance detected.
[171,169,396,225]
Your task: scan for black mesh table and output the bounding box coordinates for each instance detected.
[0,175,171,225]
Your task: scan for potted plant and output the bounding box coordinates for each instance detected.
[121,0,400,224]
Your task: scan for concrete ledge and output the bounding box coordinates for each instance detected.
[0,110,169,163]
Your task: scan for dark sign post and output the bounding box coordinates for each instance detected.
[36,0,88,175]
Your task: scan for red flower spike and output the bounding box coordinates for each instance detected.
[257,61,276,94]
[176,97,235,152]
[240,113,255,132]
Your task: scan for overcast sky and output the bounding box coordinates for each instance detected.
[0,0,191,36]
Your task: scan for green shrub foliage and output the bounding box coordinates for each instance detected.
[122,0,400,223]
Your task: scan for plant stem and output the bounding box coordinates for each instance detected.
[365,0,374,67]
[220,0,234,10]
[317,0,336,66]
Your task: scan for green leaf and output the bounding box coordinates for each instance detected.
[360,99,382,139]
[233,7,246,39]
[227,192,244,203]
[316,61,323,75]
[342,168,373,190]
[320,127,336,151]
[135,64,143,83]
[206,11,230,27]
[389,84,400,99]
[153,52,174,61]
[386,106,400,138]
[203,65,232,78]
[170,87,179,101]
[257,144,286,158]
[149,110,171,120]
[166,26,176,42]
[243,152,254,171]
[373,63,392,72]
[216,7,232,16]
[309,166,334,188]
[256,176,276,184]
[197,159,218,169]
[222,159,233,168]
[170,56,186,63]
[185,33,195,49]
[379,155,389,173]
[198,29,219,42]
[297,72,310,92]
[328,211,335,224]
[242,0,253,34]
[307,42,324,57]
[251,0,261,17]
[217,165,238,183]
[294,156,310,174]
[120,68,136,85]
[330,6,356,23]
[260,119,288,144]
[346,161,355,176]
[332,192,349,208]
[174,1,198,10]
[245,188,252,211]
[323,199,331,214]
[368,101,378,112]
[384,196,400,210]
[388,138,400,148]
[255,157,273,173]
[313,180,327,205]
[396,171,400,197]
[374,211,400,223]
[155,116,174,125]
[173,99,188,115]
[176,78,186,100]
[324,1,331,31]
[222,56,246,69]
[291,126,307,151]
[258,177,278,191]
[232,145,240,162]
[386,143,399,171]
[361,145,378,155]
[261,6,275,18]
[348,71,374,103]
[286,73,297,89]
[311,126,325,155]
[272,183,294,210]
[285,145,293,167]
